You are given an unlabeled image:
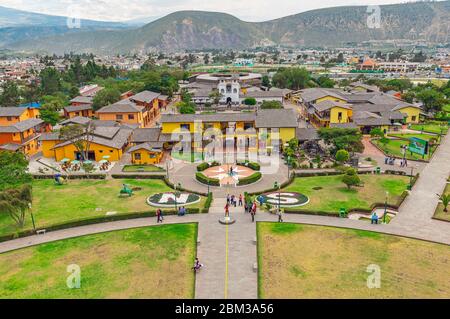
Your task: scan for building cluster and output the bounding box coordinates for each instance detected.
[292,83,422,134]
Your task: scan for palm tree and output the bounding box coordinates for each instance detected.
[437,193,450,212]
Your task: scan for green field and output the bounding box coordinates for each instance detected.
[0,179,205,238]
[434,184,450,222]
[410,122,448,135]
[388,133,438,142]
[0,224,197,298]
[122,165,165,172]
[257,223,450,298]
[282,175,409,213]
[373,138,436,161]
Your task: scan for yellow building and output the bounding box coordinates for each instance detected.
[394,106,421,123]
[40,126,132,162]
[0,107,40,126]
[128,142,164,165]
[0,119,51,156]
[159,109,298,153]
[96,91,161,128]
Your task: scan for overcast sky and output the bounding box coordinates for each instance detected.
[0,0,420,22]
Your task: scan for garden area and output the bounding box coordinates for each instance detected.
[281,174,409,214]
[122,165,165,172]
[257,223,450,298]
[0,224,197,298]
[0,179,206,239]
[410,121,448,135]
[373,138,436,161]
[434,183,450,222]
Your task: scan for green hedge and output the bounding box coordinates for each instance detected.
[195,172,220,186]
[111,174,165,179]
[33,174,106,180]
[237,161,261,171]
[197,161,221,172]
[238,172,262,186]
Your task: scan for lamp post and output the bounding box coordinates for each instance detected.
[28,203,36,232]
[174,182,181,212]
[383,191,389,224]
[274,182,281,214]
[287,155,291,179]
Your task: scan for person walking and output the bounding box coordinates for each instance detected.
[156,209,163,223]
[251,209,255,223]
[244,201,248,213]
[278,209,283,223]
[224,203,230,217]
[239,194,243,207]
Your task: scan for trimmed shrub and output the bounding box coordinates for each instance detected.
[238,172,262,186]
[197,162,210,172]
[237,161,261,171]
[195,172,220,186]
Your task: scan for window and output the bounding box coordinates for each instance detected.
[244,122,254,130]
[149,153,157,159]
[116,114,123,120]
[180,124,191,131]
[6,116,12,121]
[411,116,417,122]
[99,150,103,153]
[128,114,135,120]
[110,150,113,153]
[134,153,141,160]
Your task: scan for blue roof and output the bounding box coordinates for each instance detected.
[19,102,41,108]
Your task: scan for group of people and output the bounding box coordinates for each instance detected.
[399,158,408,167]
[226,194,243,207]
[155,206,188,223]
[384,157,396,166]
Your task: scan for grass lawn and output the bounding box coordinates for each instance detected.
[257,222,450,298]
[410,122,448,135]
[122,165,165,172]
[0,224,197,298]
[373,138,436,161]
[171,151,204,163]
[443,104,450,113]
[0,179,205,238]
[387,133,438,142]
[283,175,409,213]
[434,184,450,222]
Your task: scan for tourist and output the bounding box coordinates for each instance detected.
[244,201,248,213]
[156,209,163,223]
[252,201,257,214]
[239,194,243,206]
[251,209,255,223]
[278,209,283,223]
[371,212,378,225]
[192,258,204,273]
[178,206,186,216]
[226,194,230,205]
[224,203,230,217]
[231,195,235,206]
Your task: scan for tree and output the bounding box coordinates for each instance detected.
[244,98,257,106]
[318,128,364,154]
[0,151,31,191]
[0,184,32,227]
[272,67,310,90]
[203,54,210,65]
[437,194,450,212]
[335,149,350,164]
[92,88,121,111]
[262,75,271,88]
[21,82,40,106]
[370,128,385,138]
[416,89,446,112]
[59,123,96,161]
[40,67,61,95]
[401,91,415,104]
[178,101,196,114]
[0,81,20,107]
[39,104,60,126]
[315,76,335,88]
[260,101,282,109]
[209,90,222,105]
[342,168,361,189]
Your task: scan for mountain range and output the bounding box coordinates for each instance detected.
[1,1,450,54]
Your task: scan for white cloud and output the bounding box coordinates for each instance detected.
[0,0,419,22]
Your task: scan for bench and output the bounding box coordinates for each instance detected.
[36,229,46,235]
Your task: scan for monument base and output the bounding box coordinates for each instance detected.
[219,216,236,225]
